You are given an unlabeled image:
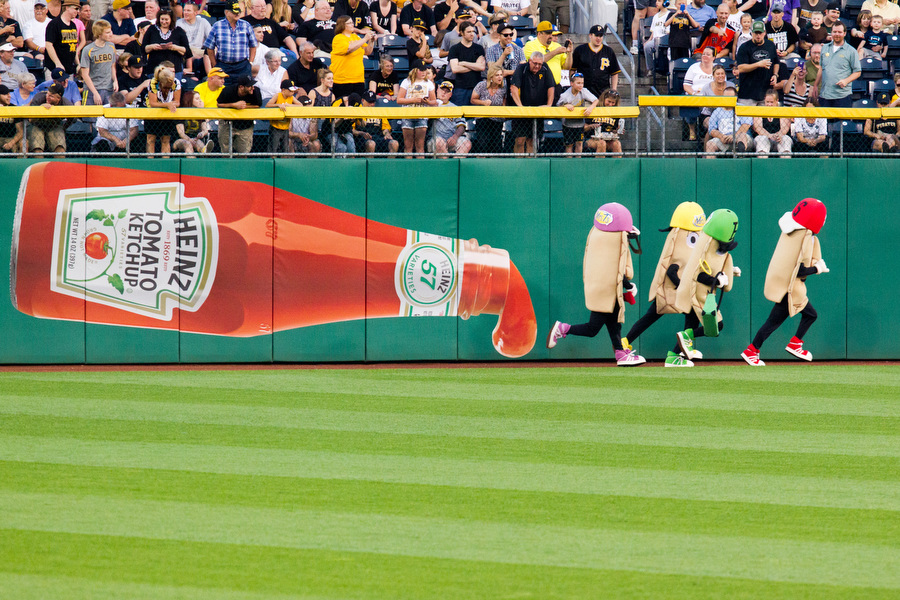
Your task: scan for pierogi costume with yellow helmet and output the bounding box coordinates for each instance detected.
[672,209,740,360]
[545,203,646,366]
[623,202,707,356]
[745,199,829,363]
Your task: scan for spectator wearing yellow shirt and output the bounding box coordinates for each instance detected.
[193,66,228,107]
[330,14,374,99]
[522,20,568,85]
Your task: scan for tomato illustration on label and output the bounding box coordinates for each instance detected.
[84,232,109,260]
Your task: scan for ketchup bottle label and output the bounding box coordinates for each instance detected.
[394,231,466,317]
[50,181,218,320]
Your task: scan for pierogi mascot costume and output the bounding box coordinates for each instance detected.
[673,209,741,364]
[622,201,707,368]
[742,198,829,366]
[546,203,646,366]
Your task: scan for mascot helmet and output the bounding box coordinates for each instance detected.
[702,209,739,243]
[669,202,706,231]
[594,203,639,234]
[791,198,827,234]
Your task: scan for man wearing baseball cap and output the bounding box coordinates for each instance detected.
[735,20,780,105]
[202,0,257,78]
[44,0,80,74]
[351,89,398,154]
[34,65,81,104]
[0,42,25,90]
[216,73,261,153]
[99,0,136,49]
[765,1,799,59]
[564,24,620,99]
[28,80,75,155]
[0,82,23,153]
[24,0,51,61]
[523,20,568,86]
[194,65,227,108]
[117,53,150,107]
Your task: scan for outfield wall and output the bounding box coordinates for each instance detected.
[2,158,897,363]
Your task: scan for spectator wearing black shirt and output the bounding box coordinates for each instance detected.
[287,41,326,92]
[245,0,298,58]
[294,0,335,55]
[447,21,484,105]
[216,73,262,153]
[399,0,436,36]
[368,54,399,99]
[333,0,372,31]
[564,24,621,98]
[117,53,150,106]
[370,0,397,35]
[736,19,780,105]
[510,51,554,154]
[44,0,80,75]
[406,18,431,65]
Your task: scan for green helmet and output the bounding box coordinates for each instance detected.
[702,209,739,243]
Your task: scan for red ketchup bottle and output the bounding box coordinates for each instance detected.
[11,162,537,358]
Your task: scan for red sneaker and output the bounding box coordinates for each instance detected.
[785,337,813,361]
[741,344,766,366]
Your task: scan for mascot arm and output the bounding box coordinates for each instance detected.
[665,263,681,287]
[697,271,717,287]
[797,263,818,278]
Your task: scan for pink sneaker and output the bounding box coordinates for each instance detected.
[546,321,570,349]
[615,349,646,366]
[785,337,813,361]
[741,344,766,366]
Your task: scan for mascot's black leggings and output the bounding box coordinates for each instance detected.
[569,304,624,350]
[625,303,712,352]
[752,296,817,349]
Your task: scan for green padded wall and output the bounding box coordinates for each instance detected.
[365,159,459,361]
[459,159,550,360]
[178,159,275,363]
[273,159,367,362]
[548,159,640,360]
[2,160,86,364]
[750,159,847,360]
[83,159,181,364]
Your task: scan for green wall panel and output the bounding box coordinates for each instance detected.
[272,159,367,362]
[634,158,698,359]
[2,160,87,363]
[83,159,181,364]
[750,159,847,361]
[847,159,897,358]
[548,159,640,360]
[365,159,459,361]
[178,159,275,363]
[695,159,752,360]
[458,159,550,360]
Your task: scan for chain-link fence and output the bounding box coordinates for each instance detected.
[2,102,898,157]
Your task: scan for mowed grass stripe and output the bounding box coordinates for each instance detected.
[7,531,892,600]
[1,491,898,589]
[1,397,898,457]
[4,414,899,482]
[3,461,897,546]
[2,435,899,510]
[4,365,900,417]
[0,573,322,600]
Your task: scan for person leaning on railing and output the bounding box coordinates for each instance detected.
[470,63,506,153]
[791,97,828,153]
[0,82,24,153]
[27,80,74,156]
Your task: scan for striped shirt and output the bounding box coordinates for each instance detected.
[202,18,258,64]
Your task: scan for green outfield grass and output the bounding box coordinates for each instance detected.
[1,365,898,599]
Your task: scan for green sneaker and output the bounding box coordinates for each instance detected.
[665,351,694,367]
[676,329,698,360]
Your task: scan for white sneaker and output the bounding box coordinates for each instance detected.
[630,43,639,55]
[546,321,569,349]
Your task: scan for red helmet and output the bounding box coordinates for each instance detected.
[791,198,827,234]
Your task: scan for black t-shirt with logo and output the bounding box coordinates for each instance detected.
[511,62,554,106]
[765,20,799,53]
[333,0,372,30]
[571,43,621,98]
[244,16,292,49]
[295,17,336,53]
[44,16,80,74]
[736,38,780,101]
[368,68,399,95]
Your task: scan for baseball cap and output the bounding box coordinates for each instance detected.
[589,24,606,36]
[51,67,68,80]
[62,0,80,6]
[751,20,766,32]
[111,0,130,9]
[34,0,47,6]
[207,66,228,78]
[411,58,427,71]
[438,80,454,91]
[347,92,362,106]
[362,90,376,103]
[0,43,15,52]
[281,79,299,91]
[297,95,312,105]
[229,0,241,13]
[0,84,11,95]
[771,0,785,12]
[412,18,428,30]
[876,91,892,104]
[48,82,65,95]
[128,55,144,68]
[456,10,472,19]
[826,1,840,12]
[236,75,256,87]
[537,20,553,32]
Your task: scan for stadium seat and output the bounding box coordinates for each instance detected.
[860,57,887,80]
[380,35,408,52]
[669,57,695,95]
[851,78,869,101]
[391,56,409,75]
[363,57,379,72]
[781,56,800,73]
[853,98,874,108]
[540,119,564,153]
[281,54,297,70]
[873,78,894,96]
[376,97,397,107]
[830,120,867,153]
[515,34,536,48]
[844,0,865,22]
[714,56,734,71]
[507,15,535,36]
[887,36,900,61]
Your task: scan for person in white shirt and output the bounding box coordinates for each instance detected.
[133,0,158,27]
[254,46,285,100]
[8,0,33,28]
[491,0,534,26]
[176,1,211,75]
[644,0,669,74]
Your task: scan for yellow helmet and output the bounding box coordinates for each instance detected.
[669,202,706,231]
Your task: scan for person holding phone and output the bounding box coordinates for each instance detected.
[665,2,699,61]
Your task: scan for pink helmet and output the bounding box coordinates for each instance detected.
[791,198,827,234]
[593,203,639,234]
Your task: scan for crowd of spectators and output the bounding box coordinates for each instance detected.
[642,0,900,155]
